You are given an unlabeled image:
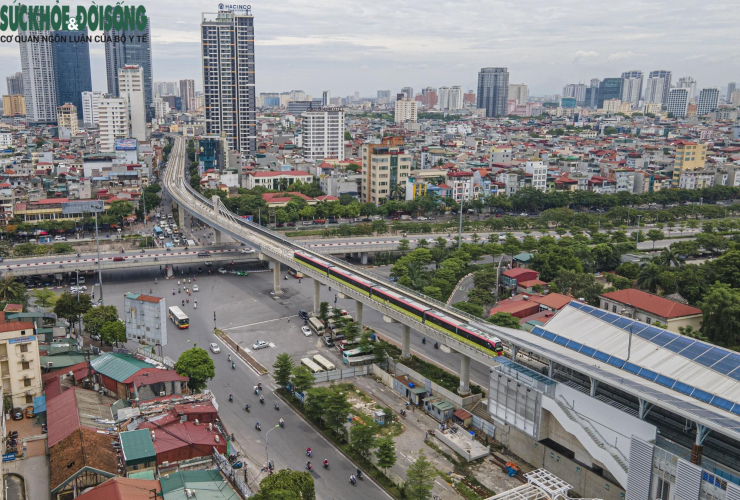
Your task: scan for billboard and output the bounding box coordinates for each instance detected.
[62,200,105,214]
[115,138,138,151]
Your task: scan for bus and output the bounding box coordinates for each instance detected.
[313,354,336,371]
[153,226,163,237]
[307,317,325,335]
[168,306,189,329]
[346,354,375,367]
[338,340,360,353]
[301,358,325,373]
[342,348,369,365]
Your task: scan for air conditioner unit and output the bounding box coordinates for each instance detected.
[159,391,165,396]
[46,362,53,368]
[162,461,169,467]
[23,375,29,380]
[20,354,26,361]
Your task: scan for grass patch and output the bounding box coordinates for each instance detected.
[424,440,495,498]
[396,355,485,396]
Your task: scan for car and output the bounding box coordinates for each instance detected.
[416,216,428,221]
[217,268,227,274]
[236,271,248,276]
[70,286,87,293]
[78,276,86,284]
[197,267,203,273]
[323,336,335,347]
[113,256,125,262]
[90,333,101,341]
[204,261,213,266]
[327,218,338,224]
[193,284,199,292]
[298,310,310,320]
[286,222,295,227]
[240,248,255,254]
[24,407,35,419]
[301,326,312,336]
[252,340,269,350]
[519,213,528,217]
[361,217,372,222]
[11,407,23,420]
[390,276,398,282]
[209,343,220,353]
[198,251,210,257]
[373,215,383,220]
[54,236,66,241]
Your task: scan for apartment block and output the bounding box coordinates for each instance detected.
[361,137,412,205]
[0,314,43,411]
[301,107,344,161]
[672,140,707,187]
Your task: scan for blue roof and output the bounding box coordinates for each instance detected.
[34,395,46,413]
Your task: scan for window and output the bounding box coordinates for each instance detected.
[25,394,33,404]
[612,305,617,313]
[21,362,29,370]
[20,344,28,353]
[646,318,652,325]
[24,379,31,387]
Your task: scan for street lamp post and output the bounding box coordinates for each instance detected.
[264,424,280,475]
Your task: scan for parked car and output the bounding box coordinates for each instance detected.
[54,236,66,241]
[323,336,335,347]
[11,407,23,420]
[217,268,227,274]
[209,343,220,353]
[24,407,35,419]
[198,251,210,257]
[298,310,310,320]
[301,326,312,336]
[113,256,125,262]
[252,340,269,350]
[416,216,428,221]
[204,261,213,266]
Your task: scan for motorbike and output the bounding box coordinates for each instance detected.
[260,396,265,404]
[255,423,261,431]
[274,403,279,411]
[232,362,235,370]
[306,450,312,457]
[323,461,329,470]
[306,463,313,471]
[400,409,406,417]
[232,461,243,469]
[434,342,439,349]
[245,404,251,412]
[349,476,356,486]
[254,387,259,395]
[357,470,363,480]
[228,394,233,402]
[279,420,284,428]
[422,337,427,344]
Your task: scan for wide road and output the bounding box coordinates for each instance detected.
[94,266,390,500]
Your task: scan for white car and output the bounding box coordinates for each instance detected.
[54,236,66,241]
[252,340,269,350]
[193,284,199,292]
[373,215,382,220]
[240,248,255,254]
[70,286,87,293]
[217,268,227,274]
[416,216,428,221]
[209,343,220,353]
[301,326,312,336]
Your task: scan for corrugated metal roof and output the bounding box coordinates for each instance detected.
[46,388,80,447]
[120,429,156,464]
[90,352,154,383]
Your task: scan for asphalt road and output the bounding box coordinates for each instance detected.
[92,266,391,500]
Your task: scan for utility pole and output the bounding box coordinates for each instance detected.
[457,197,464,251]
[95,212,104,305]
[635,215,642,245]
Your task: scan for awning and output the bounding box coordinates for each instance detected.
[33,395,46,413]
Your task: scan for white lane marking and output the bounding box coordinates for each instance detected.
[221,316,296,331]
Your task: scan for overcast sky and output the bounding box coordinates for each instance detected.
[2,0,739,98]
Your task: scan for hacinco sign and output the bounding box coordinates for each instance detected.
[0,3,148,32]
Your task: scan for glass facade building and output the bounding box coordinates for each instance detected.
[51,29,92,118]
[105,21,153,118]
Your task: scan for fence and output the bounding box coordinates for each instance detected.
[213,447,253,498]
[388,359,483,408]
[135,346,175,369]
[471,415,496,438]
[312,365,372,383]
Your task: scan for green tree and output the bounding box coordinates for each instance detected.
[273,353,295,389]
[675,264,707,304]
[615,262,640,279]
[32,289,57,308]
[606,274,632,290]
[375,436,397,473]
[290,365,316,393]
[696,232,728,255]
[100,320,126,346]
[359,331,373,353]
[253,470,315,500]
[350,421,378,458]
[646,229,664,249]
[553,269,603,305]
[372,339,390,367]
[406,450,437,500]
[106,200,135,219]
[305,387,333,423]
[0,275,27,304]
[174,347,215,393]
[83,305,119,341]
[636,263,662,293]
[325,390,352,435]
[341,320,361,343]
[398,239,410,254]
[699,282,740,346]
[54,292,92,327]
[318,301,330,324]
[531,246,583,281]
[487,312,520,329]
[452,301,484,317]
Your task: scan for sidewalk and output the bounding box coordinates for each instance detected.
[3,455,50,500]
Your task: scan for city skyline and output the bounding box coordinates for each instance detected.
[0,0,738,98]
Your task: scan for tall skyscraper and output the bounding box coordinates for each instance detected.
[179,79,195,112]
[321,90,331,107]
[648,70,672,105]
[697,88,720,116]
[437,86,450,110]
[118,65,147,141]
[562,84,586,105]
[727,83,737,104]
[621,70,643,108]
[154,82,179,97]
[6,72,23,96]
[584,80,600,109]
[201,10,257,155]
[99,96,129,152]
[376,90,391,104]
[590,78,601,88]
[302,107,344,161]
[644,77,666,104]
[667,88,689,118]
[395,98,418,124]
[449,86,464,110]
[477,67,509,117]
[19,30,57,122]
[677,77,697,101]
[105,20,153,115]
[81,91,103,126]
[2,95,26,116]
[508,84,528,106]
[401,87,413,100]
[52,29,92,118]
[597,78,624,108]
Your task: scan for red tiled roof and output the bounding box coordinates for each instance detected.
[518,279,548,288]
[600,289,702,318]
[532,293,572,310]
[75,477,162,500]
[248,171,311,178]
[502,268,539,279]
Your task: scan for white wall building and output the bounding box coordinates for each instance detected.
[562,83,586,105]
[437,86,450,110]
[697,88,720,116]
[644,77,665,104]
[118,65,147,142]
[508,83,528,106]
[124,292,168,346]
[19,30,57,122]
[524,161,547,191]
[99,97,129,153]
[0,134,11,147]
[677,76,697,101]
[153,97,170,120]
[395,98,418,124]
[449,86,464,110]
[667,88,689,118]
[301,107,344,161]
[82,91,103,127]
[621,70,643,109]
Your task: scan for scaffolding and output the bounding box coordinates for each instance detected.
[485,469,602,500]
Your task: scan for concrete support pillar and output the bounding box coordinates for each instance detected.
[589,377,599,397]
[548,359,554,378]
[361,252,368,265]
[401,325,411,357]
[639,399,653,420]
[272,260,283,295]
[355,300,364,328]
[178,205,185,227]
[511,345,519,360]
[459,355,471,396]
[692,424,710,465]
[214,229,222,245]
[314,280,321,314]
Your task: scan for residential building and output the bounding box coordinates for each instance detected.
[621,70,643,108]
[437,86,450,110]
[99,97,129,153]
[525,161,547,191]
[124,293,168,346]
[118,65,147,142]
[394,98,418,124]
[401,86,413,100]
[697,88,720,116]
[501,268,540,290]
[667,88,690,118]
[597,78,624,108]
[51,29,92,117]
[727,82,737,104]
[302,107,344,161]
[448,86,464,110]
[56,103,79,136]
[562,83,586,105]
[732,91,740,107]
[672,140,707,187]
[105,22,153,113]
[376,90,391,104]
[0,312,42,410]
[602,99,622,113]
[644,76,666,104]
[361,136,412,204]
[19,30,57,122]
[599,289,702,333]
[2,94,26,116]
[179,79,195,112]
[446,171,480,202]
[678,169,715,190]
[508,83,528,106]
[560,97,577,109]
[677,76,697,100]
[154,81,179,96]
[6,71,23,96]
[321,90,331,107]
[647,70,672,104]
[201,10,257,155]
[153,97,170,119]
[244,171,312,190]
[81,91,103,126]
[477,67,509,117]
